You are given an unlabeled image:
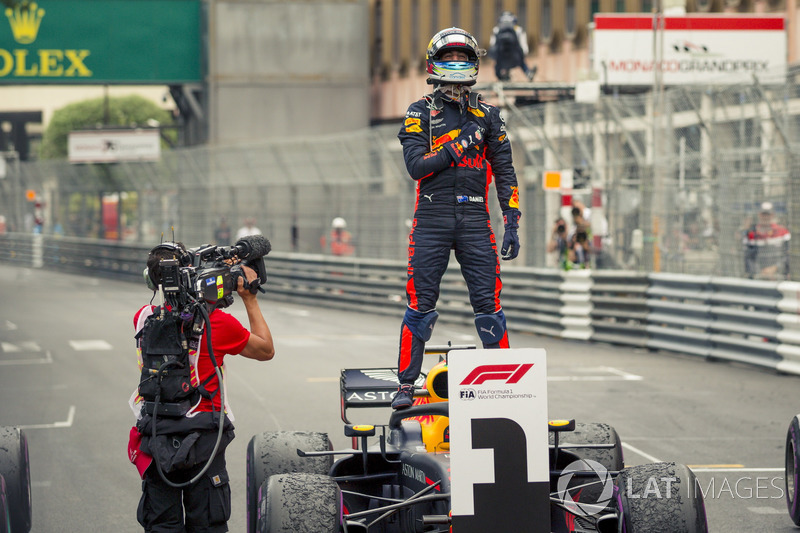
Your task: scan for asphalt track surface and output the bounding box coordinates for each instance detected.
[1,262,799,532]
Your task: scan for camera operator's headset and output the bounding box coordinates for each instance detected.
[143,241,192,290]
[142,242,228,488]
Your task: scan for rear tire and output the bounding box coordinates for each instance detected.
[551,422,623,519]
[246,431,333,533]
[785,415,800,525]
[257,473,340,533]
[551,422,624,471]
[0,475,11,533]
[614,462,707,533]
[0,427,31,533]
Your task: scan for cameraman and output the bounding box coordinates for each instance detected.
[129,242,274,533]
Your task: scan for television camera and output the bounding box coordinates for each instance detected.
[147,234,271,313]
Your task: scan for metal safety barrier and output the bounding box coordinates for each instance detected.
[2,233,798,375]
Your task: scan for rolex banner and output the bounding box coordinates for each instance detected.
[0,0,201,84]
[449,348,551,532]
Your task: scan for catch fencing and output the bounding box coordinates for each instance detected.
[3,233,800,376]
[1,67,799,280]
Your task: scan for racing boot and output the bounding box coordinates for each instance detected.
[391,383,414,410]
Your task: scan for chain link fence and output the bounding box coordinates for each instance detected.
[1,67,798,279]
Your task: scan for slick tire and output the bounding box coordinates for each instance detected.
[257,473,340,533]
[0,427,31,533]
[550,422,624,471]
[551,422,623,516]
[0,475,10,533]
[614,462,708,533]
[246,431,333,533]
[785,415,800,525]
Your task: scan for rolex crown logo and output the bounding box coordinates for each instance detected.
[5,1,45,45]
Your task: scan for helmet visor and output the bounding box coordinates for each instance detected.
[429,60,479,82]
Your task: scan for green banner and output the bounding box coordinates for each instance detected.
[0,0,202,84]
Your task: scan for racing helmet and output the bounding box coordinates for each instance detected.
[425,27,483,86]
[332,217,347,229]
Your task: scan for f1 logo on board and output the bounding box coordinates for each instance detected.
[459,364,533,386]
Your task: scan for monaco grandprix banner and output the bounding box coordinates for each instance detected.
[592,14,786,86]
[449,348,550,532]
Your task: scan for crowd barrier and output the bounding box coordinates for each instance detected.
[3,233,799,375]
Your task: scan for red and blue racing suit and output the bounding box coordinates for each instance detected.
[397,89,520,385]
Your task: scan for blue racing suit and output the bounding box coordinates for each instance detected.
[396,89,520,385]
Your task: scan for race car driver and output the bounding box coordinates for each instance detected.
[392,27,522,409]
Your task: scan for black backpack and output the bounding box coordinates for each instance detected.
[496,24,519,54]
[137,307,203,417]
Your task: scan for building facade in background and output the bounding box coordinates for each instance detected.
[368,0,797,120]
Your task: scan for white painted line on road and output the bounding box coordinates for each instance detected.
[0,350,53,366]
[691,467,784,473]
[18,405,75,430]
[1,341,41,353]
[276,307,311,317]
[748,507,784,514]
[548,366,643,382]
[621,442,663,464]
[3,320,17,330]
[69,339,112,351]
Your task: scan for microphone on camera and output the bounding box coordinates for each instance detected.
[233,234,271,260]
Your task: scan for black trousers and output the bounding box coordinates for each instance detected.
[137,452,231,533]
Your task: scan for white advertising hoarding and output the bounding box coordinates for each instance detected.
[68,129,161,163]
[592,14,786,86]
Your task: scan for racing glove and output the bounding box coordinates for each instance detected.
[444,122,485,164]
[501,209,521,261]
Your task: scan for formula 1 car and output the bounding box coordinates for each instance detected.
[246,346,708,533]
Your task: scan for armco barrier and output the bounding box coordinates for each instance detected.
[2,233,799,375]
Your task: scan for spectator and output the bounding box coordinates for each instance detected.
[744,202,791,280]
[235,217,262,240]
[547,217,570,270]
[488,11,536,82]
[214,216,232,245]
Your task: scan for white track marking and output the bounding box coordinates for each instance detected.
[621,442,663,463]
[69,339,113,351]
[548,366,643,382]
[18,405,76,429]
[692,467,784,473]
[747,507,784,514]
[1,341,41,353]
[0,350,53,366]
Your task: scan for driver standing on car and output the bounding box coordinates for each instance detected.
[128,242,275,533]
[391,27,522,410]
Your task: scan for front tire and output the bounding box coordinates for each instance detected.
[257,473,340,533]
[614,462,707,533]
[785,415,800,525]
[0,427,31,533]
[246,431,333,533]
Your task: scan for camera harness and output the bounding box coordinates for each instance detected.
[138,244,227,488]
